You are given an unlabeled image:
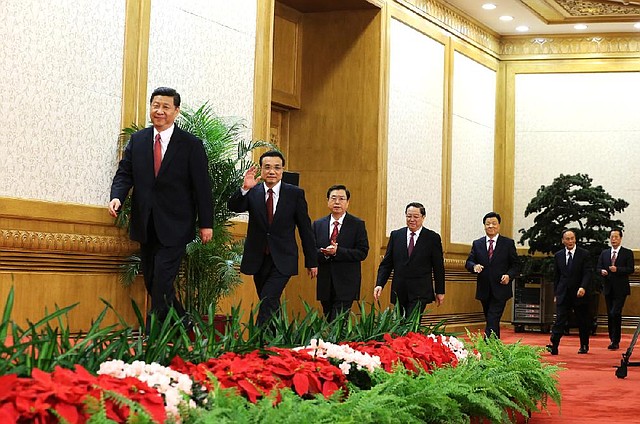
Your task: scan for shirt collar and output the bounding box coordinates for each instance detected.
[409,227,422,237]
[263,181,282,195]
[486,234,500,243]
[331,213,346,225]
[153,124,175,142]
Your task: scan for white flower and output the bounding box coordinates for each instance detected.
[296,339,382,374]
[98,359,202,422]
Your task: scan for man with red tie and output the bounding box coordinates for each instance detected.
[597,228,635,350]
[228,150,317,328]
[374,202,445,317]
[466,212,519,339]
[313,185,369,321]
[108,87,213,332]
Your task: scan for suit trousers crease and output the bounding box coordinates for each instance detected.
[253,253,290,327]
[605,295,627,344]
[551,301,591,347]
[140,217,187,325]
[321,277,354,322]
[481,296,507,339]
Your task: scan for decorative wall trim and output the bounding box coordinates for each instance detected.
[500,34,640,58]
[395,0,501,56]
[394,1,640,59]
[0,229,137,255]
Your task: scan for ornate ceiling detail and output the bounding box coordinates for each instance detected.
[555,0,640,16]
[522,0,640,23]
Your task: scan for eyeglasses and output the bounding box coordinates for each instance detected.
[261,165,283,172]
[329,196,348,202]
[405,214,423,219]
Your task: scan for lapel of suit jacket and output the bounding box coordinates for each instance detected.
[335,213,351,244]
[271,182,288,226]
[606,247,613,266]
[318,215,331,245]
[491,236,505,261]
[253,184,268,226]
[405,227,418,264]
[157,126,184,176]
[478,237,490,264]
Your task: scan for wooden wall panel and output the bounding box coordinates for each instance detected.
[0,197,146,331]
[281,9,383,317]
[273,3,302,108]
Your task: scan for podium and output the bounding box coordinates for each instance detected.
[512,274,555,333]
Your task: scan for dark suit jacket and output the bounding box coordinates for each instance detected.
[228,182,317,276]
[554,246,592,305]
[375,227,445,304]
[465,235,519,302]
[596,247,634,298]
[110,126,213,246]
[312,213,369,302]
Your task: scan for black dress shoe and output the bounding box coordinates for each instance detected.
[546,344,559,355]
[608,343,620,350]
[577,346,589,354]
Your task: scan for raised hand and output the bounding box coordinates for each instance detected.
[242,166,261,191]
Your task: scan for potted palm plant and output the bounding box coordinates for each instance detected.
[117,103,272,318]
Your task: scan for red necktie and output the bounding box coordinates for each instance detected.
[611,251,617,266]
[266,189,274,225]
[331,221,340,243]
[153,133,162,177]
[408,232,415,256]
[488,239,494,260]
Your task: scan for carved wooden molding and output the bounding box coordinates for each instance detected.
[396,0,501,55]
[0,229,138,255]
[500,34,640,57]
[396,1,640,58]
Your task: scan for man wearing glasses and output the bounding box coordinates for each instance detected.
[228,150,317,328]
[374,202,445,317]
[313,185,369,321]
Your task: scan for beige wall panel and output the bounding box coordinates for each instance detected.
[147,0,256,125]
[450,51,496,245]
[0,1,125,206]
[386,18,445,235]
[511,70,640,249]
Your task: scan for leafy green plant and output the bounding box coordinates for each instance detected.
[518,173,628,258]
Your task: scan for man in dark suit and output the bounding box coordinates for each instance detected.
[465,212,519,339]
[228,150,318,327]
[313,185,369,321]
[596,228,635,350]
[373,202,445,317]
[547,229,593,355]
[108,87,213,330]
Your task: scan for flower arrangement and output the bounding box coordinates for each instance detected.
[98,359,198,420]
[0,365,166,423]
[169,347,348,404]
[346,332,460,373]
[294,338,382,375]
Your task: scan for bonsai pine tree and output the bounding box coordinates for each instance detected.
[518,173,628,260]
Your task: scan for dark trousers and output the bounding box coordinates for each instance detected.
[605,294,627,344]
[253,254,291,327]
[320,276,354,322]
[481,297,507,339]
[394,292,428,319]
[140,220,186,332]
[551,301,591,347]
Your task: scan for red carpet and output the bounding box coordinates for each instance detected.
[497,326,640,423]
